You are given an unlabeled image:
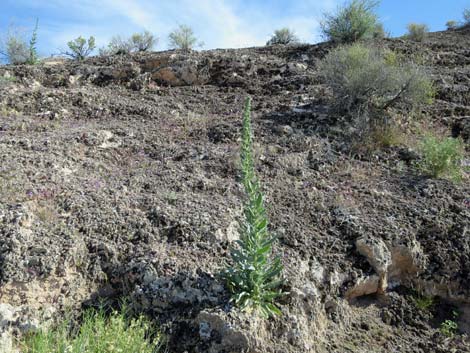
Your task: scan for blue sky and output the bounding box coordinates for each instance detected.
[0,0,469,56]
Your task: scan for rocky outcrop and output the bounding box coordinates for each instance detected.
[0,29,468,352]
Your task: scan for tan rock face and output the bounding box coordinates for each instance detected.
[355,236,392,294]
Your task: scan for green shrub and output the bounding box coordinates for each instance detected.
[320,0,381,43]
[101,35,132,55]
[1,20,39,65]
[266,28,299,45]
[168,25,201,51]
[129,30,157,52]
[406,23,429,42]
[65,36,96,61]
[372,23,388,38]
[419,134,465,181]
[20,308,163,353]
[28,19,39,65]
[440,319,459,337]
[100,31,157,56]
[412,294,434,311]
[320,43,434,137]
[223,98,284,318]
[440,311,459,337]
[4,35,29,64]
[446,20,459,30]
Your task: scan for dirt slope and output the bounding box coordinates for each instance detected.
[0,27,469,352]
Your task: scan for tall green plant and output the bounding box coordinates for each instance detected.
[224,98,284,318]
[27,19,39,64]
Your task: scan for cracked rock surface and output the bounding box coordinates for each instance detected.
[0,27,469,352]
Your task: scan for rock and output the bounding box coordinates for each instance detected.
[356,236,392,294]
[0,331,15,353]
[0,304,15,328]
[214,220,239,243]
[276,125,294,136]
[141,54,211,86]
[196,310,250,353]
[346,275,382,299]
[452,116,470,141]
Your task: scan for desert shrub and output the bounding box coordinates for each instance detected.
[168,25,200,51]
[320,0,381,43]
[223,98,284,318]
[129,30,157,52]
[419,134,465,181]
[368,124,403,148]
[4,35,29,64]
[446,20,459,30]
[372,23,388,38]
[65,36,96,60]
[1,20,39,65]
[266,28,299,45]
[101,35,132,55]
[320,43,434,137]
[20,308,163,353]
[99,31,156,56]
[464,9,470,24]
[406,23,429,42]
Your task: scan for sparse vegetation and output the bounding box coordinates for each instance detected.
[28,19,39,64]
[223,98,284,318]
[20,308,163,353]
[406,23,429,42]
[367,124,403,149]
[168,25,201,51]
[446,20,459,30]
[3,33,29,64]
[0,74,16,86]
[320,43,434,138]
[440,311,459,337]
[65,36,96,61]
[1,20,39,64]
[129,31,157,52]
[320,0,381,43]
[372,23,388,38]
[100,31,157,56]
[100,35,131,55]
[412,294,435,311]
[266,28,299,45]
[419,134,465,181]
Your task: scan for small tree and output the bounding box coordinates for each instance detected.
[406,23,429,42]
[168,25,200,51]
[446,20,459,30]
[320,0,381,43]
[65,36,96,60]
[266,28,299,45]
[130,30,157,52]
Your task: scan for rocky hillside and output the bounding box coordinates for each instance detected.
[0,26,469,352]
